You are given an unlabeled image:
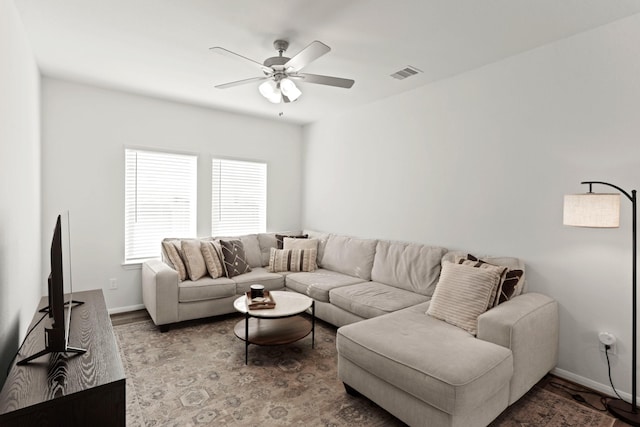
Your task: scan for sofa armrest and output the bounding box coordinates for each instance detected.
[477,293,558,404]
[142,258,179,326]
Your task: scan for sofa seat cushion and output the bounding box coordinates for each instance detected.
[231,267,285,294]
[337,302,513,415]
[330,282,429,319]
[178,277,236,303]
[285,269,366,303]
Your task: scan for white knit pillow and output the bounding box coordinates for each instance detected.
[427,261,503,335]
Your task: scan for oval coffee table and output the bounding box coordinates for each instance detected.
[233,290,315,364]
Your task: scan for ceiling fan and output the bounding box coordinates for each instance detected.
[210,39,355,104]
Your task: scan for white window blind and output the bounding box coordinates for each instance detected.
[212,158,267,236]
[124,148,197,262]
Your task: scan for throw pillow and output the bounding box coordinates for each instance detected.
[180,239,208,281]
[283,237,318,251]
[161,240,188,281]
[219,239,252,278]
[275,233,308,249]
[267,248,318,273]
[201,241,224,279]
[427,261,504,335]
[457,254,525,306]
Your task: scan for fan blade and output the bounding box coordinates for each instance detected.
[284,40,330,72]
[210,47,272,74]
[215,76,268,89]
[293,73,354,89]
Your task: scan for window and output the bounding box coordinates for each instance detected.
[124,148,197,262]
[212,158,267,236]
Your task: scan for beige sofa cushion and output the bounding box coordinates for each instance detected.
[337,302,513,415]
[231,267,285,294]
[161,240,187,281]
[371,240,447,296]
[321,234,377,281]
[181,239,208,281]
[178,276,236,303]
[201,241,224,279]
[330,282,429,319]
[303,230,330,267]
[427,261,504,335]
[285,269,365,303]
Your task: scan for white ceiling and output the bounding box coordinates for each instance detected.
[14,0,640,124]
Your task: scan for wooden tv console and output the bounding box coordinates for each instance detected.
[0,289,125,426]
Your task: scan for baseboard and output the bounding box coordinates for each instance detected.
[551,367,637,403]
[108,304,145,315]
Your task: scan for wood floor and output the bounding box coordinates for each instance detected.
[111,309,632,426]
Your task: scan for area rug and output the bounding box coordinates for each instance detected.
[114,315,614,427]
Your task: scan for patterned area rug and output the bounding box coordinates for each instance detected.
[114,315,614,427]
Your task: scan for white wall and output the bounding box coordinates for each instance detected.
[0,0,41,387]
[41,79,303,311]
[303,14,640,398]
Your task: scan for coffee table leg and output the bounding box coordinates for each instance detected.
[312,300,315,349]
[245,312,249,365]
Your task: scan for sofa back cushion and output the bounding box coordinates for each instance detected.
[303,230,330,267]
[321,234,377,281]
[371,240,447,296]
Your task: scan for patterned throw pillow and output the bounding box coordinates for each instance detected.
[181,239,208,281]
[427,261,504,335]
[219,240,252,278]
[275,234,308,249]
[457,254,524,307]
[201,241,224,279]
[267,248,318,272]
[161,240,188,281]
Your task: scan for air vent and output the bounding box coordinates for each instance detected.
[390,65,423,80]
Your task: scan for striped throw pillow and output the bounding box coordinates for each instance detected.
[427,261,504,335]
[456,254,524,307]
[267,248,317,273]
[201,241,224,279]
[161,240,188,282]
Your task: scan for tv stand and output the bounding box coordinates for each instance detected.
[16,342,86,366]
[18,299,87,366]
[38,298,85,314]
[0,290,125,426]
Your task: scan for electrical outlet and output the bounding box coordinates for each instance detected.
[109,278,118,290]
[599,332,617,355]
[599,341,617,355]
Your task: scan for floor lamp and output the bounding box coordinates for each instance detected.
[563,180,638,426]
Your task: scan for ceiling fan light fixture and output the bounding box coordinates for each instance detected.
[258,80,282,103]
[280,78,302,101]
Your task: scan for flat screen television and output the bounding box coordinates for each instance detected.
[17,213,85,365]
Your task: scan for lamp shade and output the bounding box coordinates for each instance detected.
[258,80,282,103]
[563,193,621,228]
[280,78,302,101]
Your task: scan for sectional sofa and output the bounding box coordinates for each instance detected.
[141,231,558,427]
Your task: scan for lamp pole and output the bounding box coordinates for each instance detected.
[581,181,638,425]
